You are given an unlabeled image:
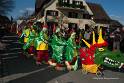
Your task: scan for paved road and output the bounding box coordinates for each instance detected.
[0,59,124,83]
[0,32,124,83]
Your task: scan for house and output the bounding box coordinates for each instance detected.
[109,20,123,31]
[35,0,123,34]
[87,2,123,32]
[35,0,95,35]
[87,2,111,31]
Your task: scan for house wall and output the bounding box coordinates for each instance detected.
[44,0,94,29]
[95,23,110,33]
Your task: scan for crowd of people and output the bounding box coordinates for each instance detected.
[16,18,124,75]
[18,19,80,71]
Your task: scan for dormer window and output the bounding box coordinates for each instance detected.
[83,14,92,19]
[73,1,76,5]
[46,10,58,16]
[68,12,78,18]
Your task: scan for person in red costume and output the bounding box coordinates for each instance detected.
[79,45,96,65]
[79,29,98,62]
[79,28,107,74]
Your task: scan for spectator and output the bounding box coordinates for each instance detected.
[84,30,91,43]
[111,28,121,51]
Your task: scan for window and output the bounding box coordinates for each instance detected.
[83,14,92,19]
[46,10,58,16]
[68,23,77,30]
[72,1,83,8]
[62,0,69,3]
[80,2,83,5]
[68,12,78,18]
[73,1,76,5]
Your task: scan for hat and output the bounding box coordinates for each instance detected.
[97,28,108,47]
[82,31,96,48]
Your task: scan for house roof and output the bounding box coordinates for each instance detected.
[87,2,111,23]
[35,0,52,15]
[35,0,44,9]
[110,20,123,27]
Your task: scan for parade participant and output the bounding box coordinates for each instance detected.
[19,25,30,44]
[79,30,100,74]
[19,22,31,56]
[65,31,78,70]
[17,20,27,37]
[80,28,124,75]
[34,25,49,65]
[94,28,124,72]
[23,22,38,56]
[48,27,66,70]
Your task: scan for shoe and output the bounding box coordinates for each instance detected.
[67,65,72,71]
[48,61,56,66]
[36,62,42,65]
[55,66,65,71]
[42,61,49,65]
[30,54,34,56]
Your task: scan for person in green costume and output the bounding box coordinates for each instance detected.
[95,47,124,71]
[19,22,32,57]
[23,22,38,56]
[19,25,30,44]
[48,27,67,70]
[65,31,78,70]
[34,25,49,65]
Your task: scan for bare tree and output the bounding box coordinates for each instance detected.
[0,0,15,15]
[18,9,34,20]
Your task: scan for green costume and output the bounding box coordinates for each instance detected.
[65,32,77,62]
[34,29,48,50]
[19,26,30,43]
[95,47,124,69]
[51,34,66,63]
[23,29,36,50]
[22,25,38,50]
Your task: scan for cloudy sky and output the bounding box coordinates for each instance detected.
[9,0,124,25]
[9,0,35,19]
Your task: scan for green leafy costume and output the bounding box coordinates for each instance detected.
[65,32,77,62]
[19,27,30,44]
[95,47,124,69]
[51,34,66,63]
[34,30,48,50]
[23,29,36,50]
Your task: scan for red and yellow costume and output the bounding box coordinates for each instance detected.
[79,28,107,74]
[35,25,49,64]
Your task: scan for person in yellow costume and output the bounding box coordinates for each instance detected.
[34,25,49,65]
[23,22,38,56]
[23,27,30,44]
[19,22,31,54]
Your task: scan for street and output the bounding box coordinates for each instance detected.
[0,32,124,83]
[0,58,124,83]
